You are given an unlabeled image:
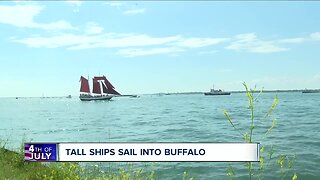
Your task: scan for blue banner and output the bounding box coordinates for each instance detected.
[24,143,57,161]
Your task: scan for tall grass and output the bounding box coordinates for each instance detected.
[0,139,197,179]
[0,139,159,179]
[224,82,297,180]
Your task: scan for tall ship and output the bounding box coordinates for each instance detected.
[204,85,231,96]
[79,76,120,101]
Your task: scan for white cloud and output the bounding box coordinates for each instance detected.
[12,34,98,48]
[12,33,182,49]
[0,5,42,27]
[105,34,180,47]
[104,2,124,8]
[69,34,182,49]
[12,31,228,57]
[0,5,76,30]
[117,47,184,57]
[123,8,145,15]
[226,33,288,53]
[65,0,83,12]
[278,38,306,43]
[12,33,228,53]
[85,22,104,35]
[310,32,320,41]
[235,33,257,42]
[174,38,227,48]
[41,20,76,30]
[246,43,288,53]
[277,33,320,44]
[104,2,146,16]
[65,0,83,7]
[17,30,320,56]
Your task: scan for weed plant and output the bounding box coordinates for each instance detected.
[224,83,297,180]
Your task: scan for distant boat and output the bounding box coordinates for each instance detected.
[79,76,121,101]
[204,85,231,96]
[67,95,72,98]
[302,89,320,93]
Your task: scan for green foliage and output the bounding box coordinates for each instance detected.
[1,138,195,180]
[0,146,84,180]
[0,145,159,180]
[0,137,166,179]
[182,171,194,180]
[226,164,236,180]
[292,173,298,180]
[277,155,297,180]
[1,140,196,179]
[224,82,297,180]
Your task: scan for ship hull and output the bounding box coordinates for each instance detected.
[204,92,231,96]
[79,95,113,101]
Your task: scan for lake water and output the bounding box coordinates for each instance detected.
[1,92,319,179]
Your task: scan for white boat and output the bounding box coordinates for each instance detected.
[79,76,120,101]
[79,94,113,101]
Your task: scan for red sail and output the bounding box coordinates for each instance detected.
[93,76,106,81]
[101,82,108,93]
[107,88,120,95]
[94,76,115,89]
[104,78,115,89]
[101,82,120,95]
[94,76,120,95]
[92,79,101,94]
[79,76,90,93]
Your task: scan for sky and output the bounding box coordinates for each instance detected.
[1,1,320,97]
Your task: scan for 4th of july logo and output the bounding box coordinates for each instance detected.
[24,143,57,161]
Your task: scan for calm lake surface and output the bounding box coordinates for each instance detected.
[1,92,319,179]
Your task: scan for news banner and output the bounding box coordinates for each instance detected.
[24,143,260,162]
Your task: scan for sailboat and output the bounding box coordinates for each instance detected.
[79,76,121,101]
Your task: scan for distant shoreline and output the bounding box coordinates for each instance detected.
[153,89,320,95]
[1,89,320,98]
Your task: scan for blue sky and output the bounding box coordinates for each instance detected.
[1,1,320,97]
